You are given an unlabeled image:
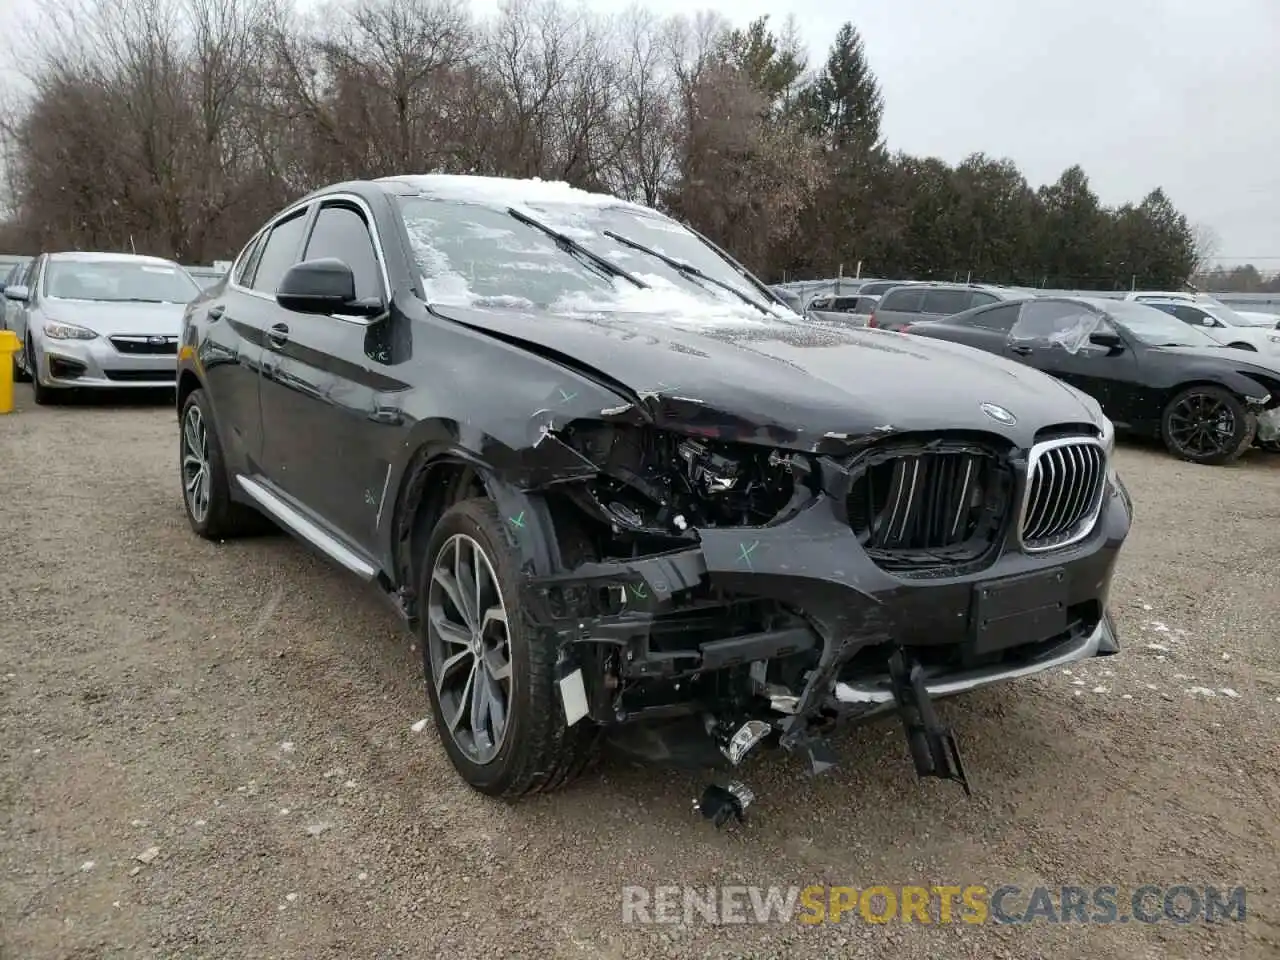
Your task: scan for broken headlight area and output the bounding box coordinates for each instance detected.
[551,420,817,552]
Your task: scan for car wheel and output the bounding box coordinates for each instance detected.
[27,337,55,405]
[1161,385,1255,465]
[12,341,30,383]
[179,387,269,539]
[419,498,601,798]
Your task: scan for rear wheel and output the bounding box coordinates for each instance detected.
[418,498,600,798]
[1161,385,1254,465]
[179,388,270,539]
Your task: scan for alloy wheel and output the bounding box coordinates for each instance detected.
[181,404,211,523]
[1166,392,1236,459]
[426,533,513,765]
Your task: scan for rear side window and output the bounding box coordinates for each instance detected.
[880,287,925,312]
[959,302,1021,332]
[969,291,998,307]
[922,289,975,315]
[250,209,310,295]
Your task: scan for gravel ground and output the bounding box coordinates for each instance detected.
[2,387,1279,960]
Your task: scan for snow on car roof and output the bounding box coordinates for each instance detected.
[376,173,647,211]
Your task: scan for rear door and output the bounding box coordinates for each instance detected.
[205,208,312,474]
[258,196,397,549]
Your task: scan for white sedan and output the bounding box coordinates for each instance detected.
[1142,299,1280,355]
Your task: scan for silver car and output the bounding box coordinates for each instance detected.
[5,251,201,403]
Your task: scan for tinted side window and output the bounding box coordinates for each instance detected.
[303,203,383,302]
[969,291,998,307]
[250,210,310,295]
[880,288,925,312]
[960,302,1021,332]
[922,289,974,315]
[232,233,266,287]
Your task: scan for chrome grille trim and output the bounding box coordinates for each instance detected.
[1018,436,1108,552]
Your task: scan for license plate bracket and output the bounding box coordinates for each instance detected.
[970,567,1068,655]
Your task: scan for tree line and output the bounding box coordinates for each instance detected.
[1194,264,1280,294]
[0,0,1202,288]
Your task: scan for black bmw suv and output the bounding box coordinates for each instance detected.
[177,175,1132,804]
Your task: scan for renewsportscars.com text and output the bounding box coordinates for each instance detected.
[620,884,1247,925]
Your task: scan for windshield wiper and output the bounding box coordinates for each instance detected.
[507,207,646,289]
[602,230,771,315]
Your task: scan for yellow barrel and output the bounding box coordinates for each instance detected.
[0,329,20,413]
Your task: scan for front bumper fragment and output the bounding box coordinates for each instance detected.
[831,611,1117,714]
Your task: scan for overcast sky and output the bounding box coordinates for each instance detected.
[4,0,1278,268]
[606,0,1280,268]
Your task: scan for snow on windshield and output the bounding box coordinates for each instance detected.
[396,193,795,323]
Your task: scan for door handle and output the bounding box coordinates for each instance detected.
[267,323,290,347]
[1009,344,1033,356]
[207,305,225,321]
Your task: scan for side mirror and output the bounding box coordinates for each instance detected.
[1200,317,1215,327]
[4,284,29,302]
[275,259,382,318]
[1089,331,1123,350]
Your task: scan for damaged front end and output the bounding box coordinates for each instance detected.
[501,409,1128,809]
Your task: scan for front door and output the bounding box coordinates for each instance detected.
[257,198,398,551]
[1004,301,1137,417]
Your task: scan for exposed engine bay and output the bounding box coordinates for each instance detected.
[554,421,811,553]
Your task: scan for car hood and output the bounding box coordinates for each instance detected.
[41,299,187,336]
[432,304,1101,452]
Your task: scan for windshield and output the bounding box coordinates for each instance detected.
[396,196,794,320]
[44,260,200,303]
[1106,300,1223,347]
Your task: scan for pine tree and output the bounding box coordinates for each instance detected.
[802,23,885,151]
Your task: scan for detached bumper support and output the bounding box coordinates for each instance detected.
[888,650,972,796]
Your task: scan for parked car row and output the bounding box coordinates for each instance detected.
[901,296,1280,465]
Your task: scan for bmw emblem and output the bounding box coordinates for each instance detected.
[980,402,1017,426]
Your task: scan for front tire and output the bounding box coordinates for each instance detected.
[12,341,30,383]
[1161,385,1255,465]
[179,387,269,539]
[418,498,600,798]
[27,338,55,405]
